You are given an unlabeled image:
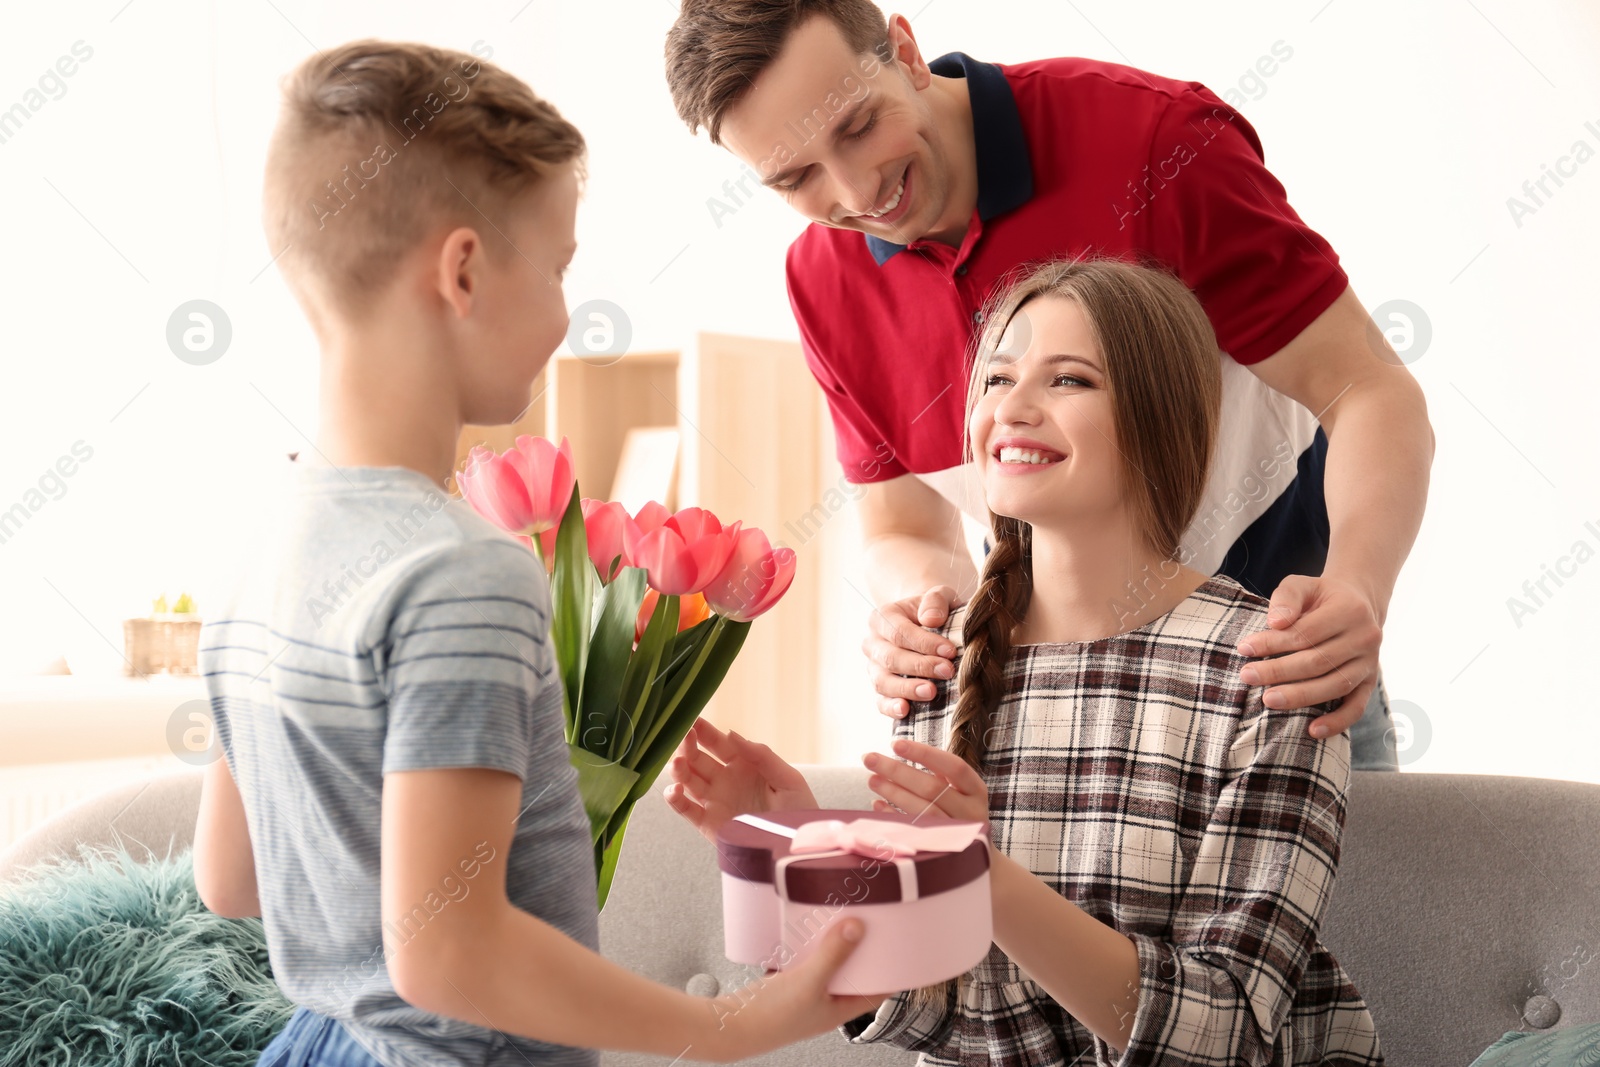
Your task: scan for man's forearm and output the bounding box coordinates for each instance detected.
[1320,379,1434,620]
[862,531,981,607]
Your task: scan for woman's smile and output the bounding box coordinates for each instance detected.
[992,447,1067,474]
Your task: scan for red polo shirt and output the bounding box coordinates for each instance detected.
[785,51,1348,595]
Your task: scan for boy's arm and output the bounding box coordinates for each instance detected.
[381,765,722,1057]
[193,750,260,918]
[382,764,879,1060]
[373,538,881,1060]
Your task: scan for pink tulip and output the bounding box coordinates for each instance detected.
[703,527,796,622]
[457,436,576,539]
[582,498,631,582]
[626,505,740,596]
[623,500,671,559]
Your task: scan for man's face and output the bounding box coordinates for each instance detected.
[717,14,956,246]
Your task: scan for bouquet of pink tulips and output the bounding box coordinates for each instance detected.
[455,435,796,907]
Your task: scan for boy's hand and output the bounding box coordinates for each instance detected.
[662,718,819,846]
[864,738,990,826]
[699,918,886,1062]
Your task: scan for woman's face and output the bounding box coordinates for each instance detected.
[969,294,1124,528]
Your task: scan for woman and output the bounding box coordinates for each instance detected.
[664,255,1384,1065]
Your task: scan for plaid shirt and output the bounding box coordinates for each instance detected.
[840,574,1383,1066]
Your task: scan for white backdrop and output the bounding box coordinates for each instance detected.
[1,0,1596,780]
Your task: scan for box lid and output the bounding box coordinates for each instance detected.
[715,808,990,905]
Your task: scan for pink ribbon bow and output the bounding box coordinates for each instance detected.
[789,817,985,859]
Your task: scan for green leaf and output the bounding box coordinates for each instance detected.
[579,567,648,762]
[621,617,751,816]
[568,742,641,845]
[658,616,718,690]
[550,485,594,736]
[616,591,677,763]
[595,806,632,911]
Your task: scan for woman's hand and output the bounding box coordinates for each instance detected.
[863,587,961,719]
[663,718,820,847]
[863,738,989,825]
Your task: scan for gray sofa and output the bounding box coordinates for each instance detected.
[3,766,1598,1067]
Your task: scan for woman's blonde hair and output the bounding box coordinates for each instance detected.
[905,253,1224,1019]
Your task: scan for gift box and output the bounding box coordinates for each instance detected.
[716,808,992,995]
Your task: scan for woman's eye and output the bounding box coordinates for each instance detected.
[985,373,1090,389]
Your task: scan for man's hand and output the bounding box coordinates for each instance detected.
[662,718,819,846]
[863,586,964,719]
[1235,573,1384,739]
[863,738,990,825]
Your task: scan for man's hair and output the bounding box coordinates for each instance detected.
[263,39,584,321]
[664,0,890,144]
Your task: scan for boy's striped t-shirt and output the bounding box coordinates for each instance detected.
[200,457,599,1067]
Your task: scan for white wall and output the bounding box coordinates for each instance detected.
[1,0,1596,780]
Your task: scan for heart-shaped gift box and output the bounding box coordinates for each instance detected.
[715,808,992,994]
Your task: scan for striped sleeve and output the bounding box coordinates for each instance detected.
[370,538,559,779]
[1095,692,1351,1067]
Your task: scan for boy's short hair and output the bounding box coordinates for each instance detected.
[263,39,584,322]
[665,0,890,145]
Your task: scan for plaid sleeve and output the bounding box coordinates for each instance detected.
[839,984,958,1052]
[1093,693,1351,1067]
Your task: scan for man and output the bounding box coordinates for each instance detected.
[665,0,1433,770]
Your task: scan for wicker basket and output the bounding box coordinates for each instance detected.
[122,616,202,676]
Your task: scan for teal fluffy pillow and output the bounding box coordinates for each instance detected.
[0,845,293,1066]
[1469,1026,1600,1066]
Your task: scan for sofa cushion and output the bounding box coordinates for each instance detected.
[0,844,291,1066]
[1468,1023,1600,1065]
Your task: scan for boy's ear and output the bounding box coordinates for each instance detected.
[435,226,482,319]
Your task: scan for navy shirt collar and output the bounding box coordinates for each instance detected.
[865,51,1034,265]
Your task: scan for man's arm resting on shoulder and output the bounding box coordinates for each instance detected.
[1240,284,1436,721]
[193,752,261,919]
[857,474,982,716]
[858,473,980,608]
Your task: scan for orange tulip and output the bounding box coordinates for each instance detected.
[635,588,710,645]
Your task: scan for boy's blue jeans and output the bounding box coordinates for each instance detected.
[256,1006,384,1067]
[1350,670,1401,772]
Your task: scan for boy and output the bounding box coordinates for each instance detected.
[192,39,880,1067]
